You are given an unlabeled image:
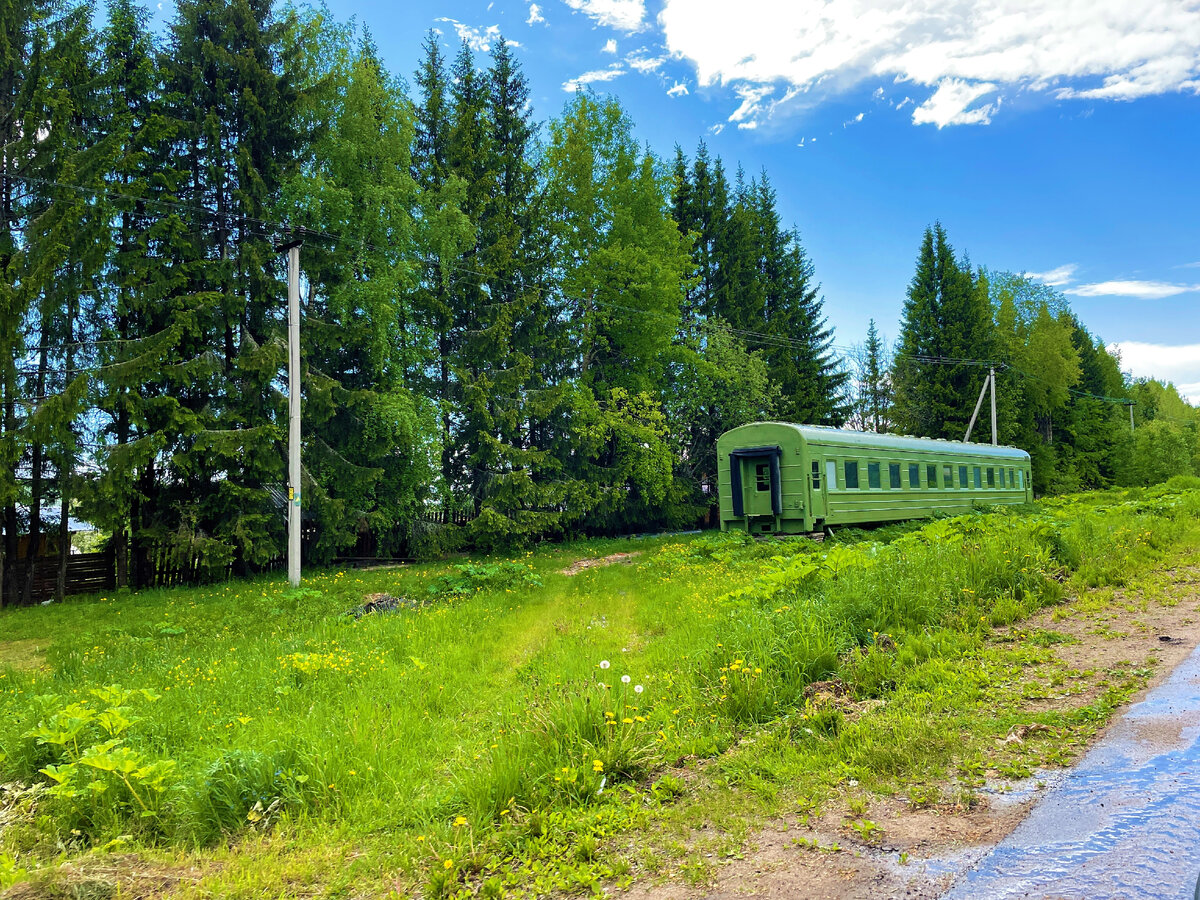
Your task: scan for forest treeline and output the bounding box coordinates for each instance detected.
[849,224,1200,495]
[2,0,1197,601]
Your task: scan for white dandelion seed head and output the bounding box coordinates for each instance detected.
[621,675,631,684]
[599,660,610,669]
[634,684,643,693]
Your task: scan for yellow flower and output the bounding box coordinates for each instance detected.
[592,759,604,772]
[453,815,468,826]
[622,717,633,724]
[443,859,453,869]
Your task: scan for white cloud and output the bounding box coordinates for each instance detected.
[667,81,689,97]
[658,0,1200,129]
[1180,261,1200,269]
[562,66,625,91]
[727,84,774,123]
[1109,341,1200,404]
[602,38,618,53]
[562,0,646,33]
[1066,280,1200,300]
[527,3,545,25]
[625,51,664,73]
[843,111,864,126]
[912,79,999,127]
[1025,264,1078,287]
[437,19,512,52]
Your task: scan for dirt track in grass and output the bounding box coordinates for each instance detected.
[632,559,1200,900]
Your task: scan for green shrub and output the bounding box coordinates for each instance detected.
[429,560,542,598]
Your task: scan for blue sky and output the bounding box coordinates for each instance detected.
[158,0,1200,400]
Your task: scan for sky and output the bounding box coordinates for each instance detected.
[162,0,1200,402]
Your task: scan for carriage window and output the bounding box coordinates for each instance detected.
[999,468,1006,488]
[1011,467,1017,487]
[868,462,881,489]
[755,464,770,491]
[811,460,821,490]
[973,467,982,488]
[959,465,968,488]
[909,463,920,488]
[987,467,995,487]
[1018,469,1025,489]
[889,463,901,488]
[845,461,859,489]
[928,464,938,488]
[826,460,837,490]
[943,464,953,487]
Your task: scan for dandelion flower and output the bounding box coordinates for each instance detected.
[621,675,631,684]
[634,684,643,694]
[453,815,468,826]
[443,859,454,869]
[599,660,610,669]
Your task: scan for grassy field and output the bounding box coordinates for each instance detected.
[2,481,1199,898]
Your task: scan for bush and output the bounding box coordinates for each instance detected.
[429,560,542,598]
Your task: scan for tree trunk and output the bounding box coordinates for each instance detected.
[21,348,48,605]
[56,340,75,602]
[2,500,17,606]
[115,210,131,589]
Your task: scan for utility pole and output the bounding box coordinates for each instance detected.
[989,366,997,446]
[280,238,302,588]
[1129,402,1135,434]
[964,369,992,443]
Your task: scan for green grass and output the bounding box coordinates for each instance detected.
[1,488,1198,898]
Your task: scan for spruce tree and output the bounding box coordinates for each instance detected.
[689,142,727,318]
[166,0,300,575]
[410,31,469,510]
[463,37,569,548]
[851,319,891,432]
[892,223,994,440]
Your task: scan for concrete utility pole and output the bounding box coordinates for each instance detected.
[284,240,302,587]
[964,369,992,443]
[989,366,998,446]
[1129,402,1135,434]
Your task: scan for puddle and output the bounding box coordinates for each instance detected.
[940,643,1200,899]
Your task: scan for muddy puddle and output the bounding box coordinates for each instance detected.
[939,641,1200,899]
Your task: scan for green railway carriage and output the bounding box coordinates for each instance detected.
[717,423,1032,535]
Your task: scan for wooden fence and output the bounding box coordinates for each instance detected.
[2,550,115,605]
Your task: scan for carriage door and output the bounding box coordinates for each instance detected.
[744,457,776,517]
[729,446,782,522]
[808,459,827,522]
